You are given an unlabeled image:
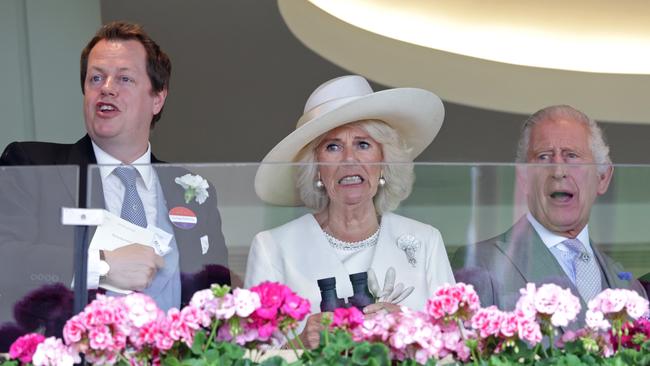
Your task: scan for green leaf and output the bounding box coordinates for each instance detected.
[396,359,419,366]
[203,349,219,363]
[204,341,246,365]
[234,359,257,366]
[191,331,208,355]
[259,356,291,366]
[211,283,232,297]
[351,343,390,366]
[162,356,182,366]
[182,358,206,366]
[184,188,195,204]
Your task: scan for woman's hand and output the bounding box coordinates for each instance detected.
[296,312,329,349]
[363,302,401,315]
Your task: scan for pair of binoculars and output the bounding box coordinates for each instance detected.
[317,272,374,312]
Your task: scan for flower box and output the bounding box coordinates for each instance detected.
[2,282,649,366]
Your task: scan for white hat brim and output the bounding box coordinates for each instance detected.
[255,87,444,206]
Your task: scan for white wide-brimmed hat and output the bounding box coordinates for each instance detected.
[255,75,444,206]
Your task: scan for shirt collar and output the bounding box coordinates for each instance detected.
[91,141,154,190]
[526,212,593,254]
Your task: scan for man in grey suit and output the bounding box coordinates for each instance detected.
[452,105,647,314]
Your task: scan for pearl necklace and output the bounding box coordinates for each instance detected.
[324,226,380,251]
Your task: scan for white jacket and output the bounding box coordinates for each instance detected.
[245,213,455,314]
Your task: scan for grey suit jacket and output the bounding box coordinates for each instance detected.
[0,136,230,326]
[451,217,647,322]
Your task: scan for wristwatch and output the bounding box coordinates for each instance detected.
[98,250,110,277]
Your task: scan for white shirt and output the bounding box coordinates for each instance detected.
[87,141,160,288]
[526,212,594,283]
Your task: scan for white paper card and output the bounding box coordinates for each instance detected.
[200,235,209,255]
[150,226,173,256]
[89,211,155,252]
[61,207,105,226]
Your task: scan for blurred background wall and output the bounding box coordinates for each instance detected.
[2,0,649,163]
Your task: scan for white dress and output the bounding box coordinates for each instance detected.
[245,212,455,315]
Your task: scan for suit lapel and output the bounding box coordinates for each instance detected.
[592,244,627,290]
[498,218,594,329]
[153,167,182,247]
[497,217,586,305]
[154,166,209,262]
[495,218,564,284]
[368,213,416,283]
[55,135,97,207]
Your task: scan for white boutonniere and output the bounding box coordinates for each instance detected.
[174,174,209,204]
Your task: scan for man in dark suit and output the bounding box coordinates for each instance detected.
[0,22,229,314]
[452,105,646,315]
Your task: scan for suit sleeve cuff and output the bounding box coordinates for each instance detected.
[87,248,100,289]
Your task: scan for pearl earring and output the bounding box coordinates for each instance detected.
[315,171,324,189]
[378,176,386,187]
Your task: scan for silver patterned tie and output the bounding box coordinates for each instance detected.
[562,238,601,302]
[114,166,148,228]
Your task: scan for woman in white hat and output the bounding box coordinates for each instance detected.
[245,75,455,347]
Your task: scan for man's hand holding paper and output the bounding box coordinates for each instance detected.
[88,210,170,293]
[103,244,163,291]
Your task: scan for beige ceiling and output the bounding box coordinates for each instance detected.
[278,0,650,124]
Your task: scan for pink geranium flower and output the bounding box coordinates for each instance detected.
[233,288,261,318]
[250,282,290,320]
[516,283,581,328]
[515,313,543,346]
[32,337,80,366]
[281,293,310,321]
[471,306,505,338]
[426,283,480,322]
[249,281,311,335]
[123,293,159,327]
[9,333,46,363]
[331,307,364,330]
[587,288,649,331]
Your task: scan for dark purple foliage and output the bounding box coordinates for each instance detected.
[0,322,27,353]
[13,283,73,337]
[181,264,231,306]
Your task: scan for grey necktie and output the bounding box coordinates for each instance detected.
[114,166,148,228]
[562,238,601,302]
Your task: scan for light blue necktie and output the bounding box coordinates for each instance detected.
[114,166,148,228]
[562,238,601,302]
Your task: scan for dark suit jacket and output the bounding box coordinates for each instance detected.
[0,135,230,316]
[451,217,647,325]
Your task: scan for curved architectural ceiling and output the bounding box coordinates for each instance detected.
[278,0,650,124]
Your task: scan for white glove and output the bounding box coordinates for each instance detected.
[367,267,414,304]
